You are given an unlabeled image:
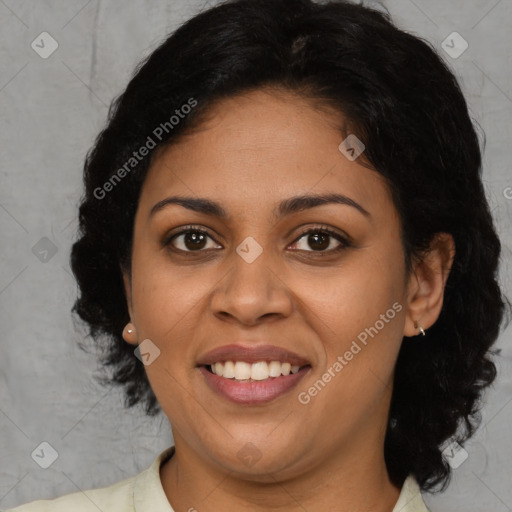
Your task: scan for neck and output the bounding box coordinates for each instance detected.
[160,434,401,512]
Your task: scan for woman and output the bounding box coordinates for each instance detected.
[9,0,509,510]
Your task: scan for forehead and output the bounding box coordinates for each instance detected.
[140,88,393,220]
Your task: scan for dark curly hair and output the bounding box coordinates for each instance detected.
[70,0,510,493]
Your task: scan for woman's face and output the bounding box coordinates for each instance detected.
[123,88,425,480]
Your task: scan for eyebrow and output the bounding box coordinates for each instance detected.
[150,193,371,220]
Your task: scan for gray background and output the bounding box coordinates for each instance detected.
[0,0,511,510]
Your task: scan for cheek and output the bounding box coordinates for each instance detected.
[130,244,211,338]
[301,300,403,440]
[303,251,404,341]
[127,247,214,408]
[301,258,404,401]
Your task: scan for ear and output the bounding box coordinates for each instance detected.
[121,268,137,345]
[403,232,455,337]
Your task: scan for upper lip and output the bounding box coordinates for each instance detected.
[196,344,311,367]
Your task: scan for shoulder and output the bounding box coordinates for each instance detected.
[6,473,136,512]
[6,446,176,512]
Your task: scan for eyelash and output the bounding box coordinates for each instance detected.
[164,224,352,256]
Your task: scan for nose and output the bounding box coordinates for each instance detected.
[210,246,294,326]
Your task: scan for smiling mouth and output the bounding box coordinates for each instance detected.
[198,362,312,404]
[201,360,312,382]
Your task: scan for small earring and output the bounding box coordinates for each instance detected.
[413,321,426,336]
[124,323,136,336]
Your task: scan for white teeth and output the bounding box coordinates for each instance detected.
[234,361,252,380]
[268,361,282,377]
[209,360,304,380]
[251,361,269,381]
[223,360,235,378]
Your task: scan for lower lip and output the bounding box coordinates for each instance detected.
[198,366,311,404]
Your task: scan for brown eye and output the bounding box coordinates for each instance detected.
[305,232,330,251]
[166,227,221,252]
[290,227,351,253]
[181,231,208,250]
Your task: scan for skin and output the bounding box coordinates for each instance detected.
[121,87,455,512]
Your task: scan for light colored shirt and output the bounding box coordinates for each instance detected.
[6,446,430,511]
